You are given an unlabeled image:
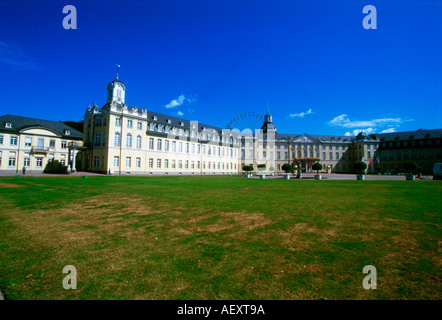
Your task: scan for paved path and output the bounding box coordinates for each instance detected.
[249,173,434,181]
[0,171,105,177]
[0,171,434,180]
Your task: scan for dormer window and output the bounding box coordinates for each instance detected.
[64,130,70,135]
[5,123,11,128]
[152,116,157,121]
[167,119,171,124]
[179,122,184,126]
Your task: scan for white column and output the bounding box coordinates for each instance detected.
[72,149,77,172]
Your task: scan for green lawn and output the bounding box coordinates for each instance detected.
[0,175,440,300]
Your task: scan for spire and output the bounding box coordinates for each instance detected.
[116,64,120,80]
[261,109,277,134]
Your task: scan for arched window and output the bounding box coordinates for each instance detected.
[136,135,142,148]
[114,132,121,146]
[126,133,132,147]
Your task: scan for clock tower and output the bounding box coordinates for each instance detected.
[107,73,126,104]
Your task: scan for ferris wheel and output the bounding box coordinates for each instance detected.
[226,112,265,133]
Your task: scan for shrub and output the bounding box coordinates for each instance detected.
[257,164,266,170]
[281,163,292,173]
[312,162,323,174]
[354,161,367,174]
[242,165,253,172]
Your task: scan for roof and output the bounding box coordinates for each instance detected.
[276,133,354,143]
[105,103,227,135]
[375,129,442,142]
[0,114,83,139]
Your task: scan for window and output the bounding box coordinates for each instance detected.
[323,152,326,160]
[0,135,3,145]
[389,152,394,160]
[114,156,119,167]
[179,142,183,152]
[5,123,12,128]
[36,158,43,168]
[126,134,132,147]
[94,133,101,146]
[165,159,169,168]
[126,157,131,168]
[172,160,176,169]
[149,138,154,150]
[197,144,201,154]
[179,160,182,169]
[428,150,433,159]
[191,161,195,169]
[157,159,161,168]
[396,152,401,160]
[10,136,18,146]
[329,152,333,160]
[94,156,100,168]
[25,136,32,147]
[8,156,16,167]
[23,157,30,167]
[136,135,142,148]
[197,161,200,169]
[284,151,288,160]
[336,152,339,160]
[157,139,162,151]
[127,120,133,128]
[263,151,266,159]
[49,139,56,149]
[114,132,121,146]
[172,141,176,152]
[149,158,153,168]
[404,151,409,159]
[186,143,189,153]
[137,122,142,130]
[420,151,425,159]
[165,140,170,151]
[136,157,141,168]
[367,151,371,159]
[115,118,121,126]
[61,140,67,149]
[95,118,102,127]
[185,160,189,169]
[412,151,416,159]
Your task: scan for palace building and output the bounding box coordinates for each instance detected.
[1,74,441,175]
[0,114,83,174]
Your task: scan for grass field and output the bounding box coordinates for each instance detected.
[0,175,440,300]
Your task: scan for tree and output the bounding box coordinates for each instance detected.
[312,162,323,175]
[354,161,368,174]
[281,163,292,174]
[61,120,84,133]
[403,161,418,174]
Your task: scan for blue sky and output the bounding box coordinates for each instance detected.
[0,0,441,136]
